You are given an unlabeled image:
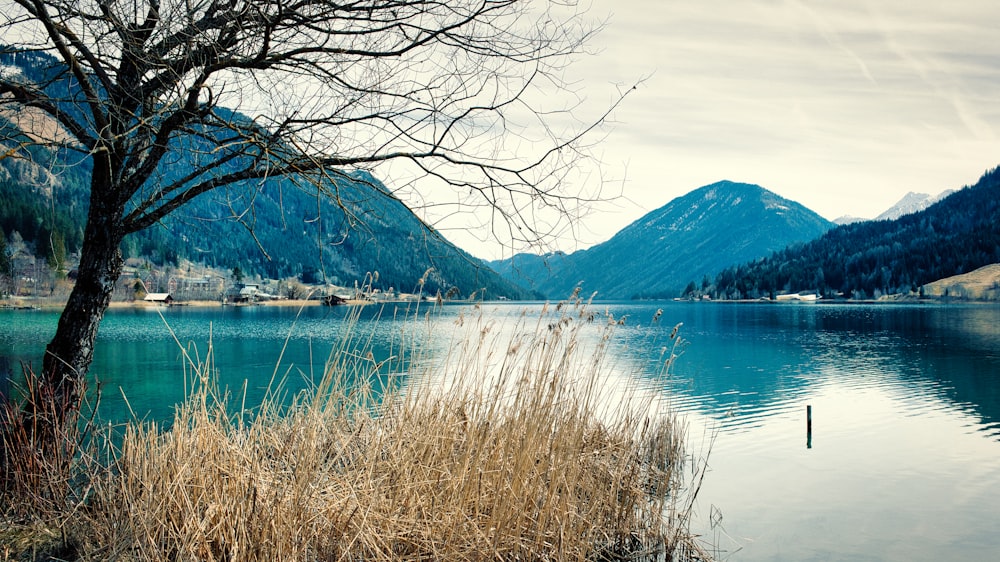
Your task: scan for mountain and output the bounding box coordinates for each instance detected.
[487,252,569,296]
[704,167,1000,300]
[0,47,533,300]
[833,215,867,225]
[874,190,955,221]
[832,190,956,226]
[492,181,835,299]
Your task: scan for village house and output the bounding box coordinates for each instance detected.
[143,292,174,305]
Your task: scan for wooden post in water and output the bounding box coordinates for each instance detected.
[806,405,813,449]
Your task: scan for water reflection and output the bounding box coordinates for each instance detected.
[588,303,1000,442]
[585,303,1000,561]
[3,302,999,560]
[2,303,998,437]
[0,304,427,423]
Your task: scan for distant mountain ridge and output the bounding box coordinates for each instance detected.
[834,189,955,225]
[874,190,955,221]
[491,181,835,299]
[704,167,1000,300]
[0,47,533,299]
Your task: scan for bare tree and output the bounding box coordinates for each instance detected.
[0,0,627,420]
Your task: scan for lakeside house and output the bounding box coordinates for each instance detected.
[227,283,278,303]
[775,292,819,302]
[143,292,174,305]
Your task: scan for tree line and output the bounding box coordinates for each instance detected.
[689,167,1000,300]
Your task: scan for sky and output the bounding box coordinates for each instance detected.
[439,0,999,260]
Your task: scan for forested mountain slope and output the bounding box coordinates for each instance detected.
[0,47,533,299]
[702,167,1000,300]
[492,181,834,299]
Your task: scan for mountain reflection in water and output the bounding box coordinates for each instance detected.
[2,302,998,560]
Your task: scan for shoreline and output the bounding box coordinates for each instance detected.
[1,298,376,311]
[107,298,378,309]
[4,295,997,312]
[108,299,318,309]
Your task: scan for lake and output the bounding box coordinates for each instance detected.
[2,301,999,561]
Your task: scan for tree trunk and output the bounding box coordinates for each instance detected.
[40,174,126,418]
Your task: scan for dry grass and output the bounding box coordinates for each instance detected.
[0,361,104,516]
[3,297,711,561]
[920,263,1000,300]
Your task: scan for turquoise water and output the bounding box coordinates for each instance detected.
[2,301,999,560]
[1,303,418,422]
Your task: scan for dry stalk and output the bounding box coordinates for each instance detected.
[5,297,713,561]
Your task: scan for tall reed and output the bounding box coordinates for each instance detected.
[6,297,712,561]
[1,363,100,559]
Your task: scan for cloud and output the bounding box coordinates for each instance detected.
[441,0,1000,259]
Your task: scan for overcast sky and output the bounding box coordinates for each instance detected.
[443,0,999,260]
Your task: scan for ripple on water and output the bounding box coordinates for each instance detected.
[5,302,1000,561]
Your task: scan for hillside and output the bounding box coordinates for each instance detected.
[492,181,834,299]
[0,47,534,300]
[702,166,1000,300]
[921,263,1000,301]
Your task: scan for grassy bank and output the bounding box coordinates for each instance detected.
[2,297,712,561]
